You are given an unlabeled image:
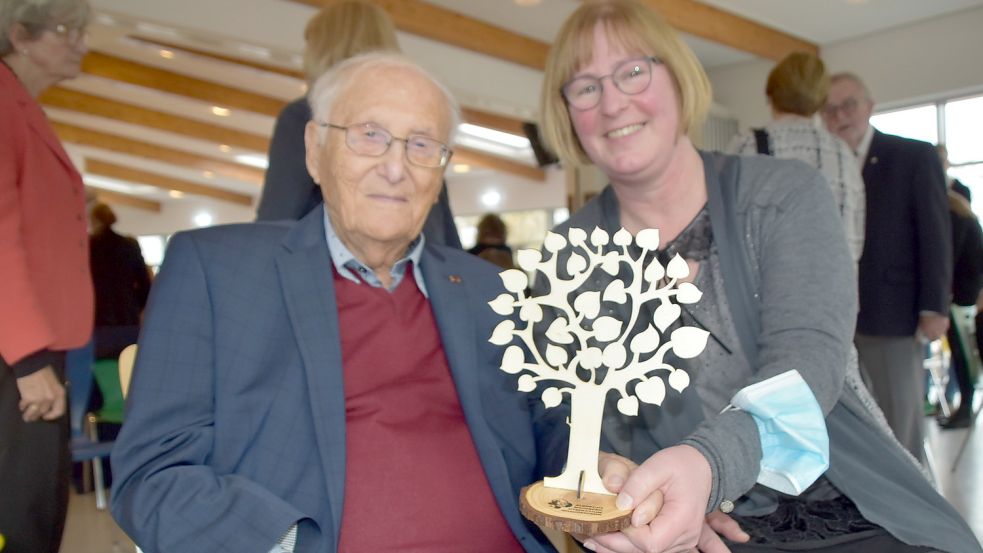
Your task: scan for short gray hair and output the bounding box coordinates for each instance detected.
[307,51,460,146]
[829,71,873,102]
[0,0,90,55]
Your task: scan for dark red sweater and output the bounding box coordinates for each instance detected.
[334,269,523,552]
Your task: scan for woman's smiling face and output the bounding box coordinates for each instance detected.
[568,23,683,187]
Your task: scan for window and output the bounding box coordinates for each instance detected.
[872,93,983,218]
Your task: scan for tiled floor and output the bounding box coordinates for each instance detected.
[59,415,983,552]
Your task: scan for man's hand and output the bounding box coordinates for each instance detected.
[918,312,949,342]
[16,366,66,422]
[581,445,715,553]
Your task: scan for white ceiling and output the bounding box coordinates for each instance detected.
[67,0,983,233]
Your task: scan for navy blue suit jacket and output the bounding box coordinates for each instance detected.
[857,130,951,336]
[110,209,562,553]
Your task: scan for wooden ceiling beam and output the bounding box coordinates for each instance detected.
[453,147,545,182]
[82,51,285,117]
[52,122,265,185]
[291,0,815,67]
[88,188,162,212]
[85,159,254,207]
[642,0,817,61]
[41,87,271,152]
[290,0,548,70]
[82,48,523,137]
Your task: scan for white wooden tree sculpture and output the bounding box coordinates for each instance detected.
[489,227,709,497]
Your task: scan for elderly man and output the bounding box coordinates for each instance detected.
[110,53,561,553]
[822,72,951,462]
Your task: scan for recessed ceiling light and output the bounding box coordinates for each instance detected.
[481,190,502,208]
[202,171,214,178]
[218,144,231,153]
[193,211,213,227]
[235,153,269,169]
[211,106,231,117]
[159,49,174,59]
[169,190,185,198]
[453,164,471,174]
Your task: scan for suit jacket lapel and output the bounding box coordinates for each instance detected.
[274,210,347,544]
[862,129,885,184]
[421,248,513,490]
[2,64,80,176]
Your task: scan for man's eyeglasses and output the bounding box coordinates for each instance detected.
[561,56,662,111]
[823,97,859,119]
[47,24,86,45]
[318,122,452,168]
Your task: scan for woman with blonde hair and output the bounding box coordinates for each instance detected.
[729,52,865,265]
[538,1,978,552]
[257,0,462,248]
[1,0,93,550]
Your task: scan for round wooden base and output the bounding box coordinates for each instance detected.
[519,481,632,536]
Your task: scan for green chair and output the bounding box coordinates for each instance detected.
[91,358,125,425]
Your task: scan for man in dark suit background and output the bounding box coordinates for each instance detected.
[110,52,562,553]
[823,72,951,463]
[938,143,972,203]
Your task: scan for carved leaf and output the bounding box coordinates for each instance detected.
[546,343,569,367]
[519,302,543,323]
[574,291,601,319]
[488,293,514,316]
[500,345,525,374]
[567,252,588,275]
[543,231,567,253]
[490,320,516,345]
[518,374,537,392]
[654,302,681,331]
[613,228,632,247]
[546,317,574,344]
[668,369,690,392]
[617,396,639,416]
[590,227,610,247]
[580,347,603,370]
[593,316,623,342]
[602,342,627,369]
[676,282,703,304]
[636,377,666,405]
[636,228,660,250]
[643,257,665,283]
[500,269,529,293]
[601,252,620,275]
[666,254,690,280]
[568,227,588,248]
[517,249,542,272]
[629,325,661,355]
[602,280,627,304]
[670,327,710,359]
[542,387,562,408]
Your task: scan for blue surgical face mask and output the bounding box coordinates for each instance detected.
[726,370,830,495]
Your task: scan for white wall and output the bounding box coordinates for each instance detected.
[707,6,983,129]
[109,197,255,238]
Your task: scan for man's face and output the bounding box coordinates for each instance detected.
[822,78,874,151]
[305,66,450,256]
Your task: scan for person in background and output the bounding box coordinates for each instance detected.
[0,1,93,551]
[89,202,151,360]
[938,168,983,428]
[939,143,972,203]
[469,213,514,268]
[537,1,979,551]
[729,51,865,265]
[111,52,562,553]
[256,0,462,249]
[823,72,951,463]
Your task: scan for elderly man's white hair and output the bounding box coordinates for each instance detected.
[308,51,460,145]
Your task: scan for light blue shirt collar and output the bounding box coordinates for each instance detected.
[321,205,428,296]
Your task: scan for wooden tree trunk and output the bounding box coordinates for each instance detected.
[544,385,611,495]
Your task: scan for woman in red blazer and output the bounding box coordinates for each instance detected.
[0,1,93,551]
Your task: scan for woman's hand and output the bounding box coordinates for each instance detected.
[581,445,715,553]
[16,366,66,422]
